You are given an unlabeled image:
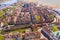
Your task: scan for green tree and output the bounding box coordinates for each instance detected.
[0,10,4,18]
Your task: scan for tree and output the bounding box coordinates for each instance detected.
[0,10,4,18]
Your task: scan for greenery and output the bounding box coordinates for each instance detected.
[4,22,8,26]
[0,10,4,18]
[0,35,3,40]
[1,30,5,35]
